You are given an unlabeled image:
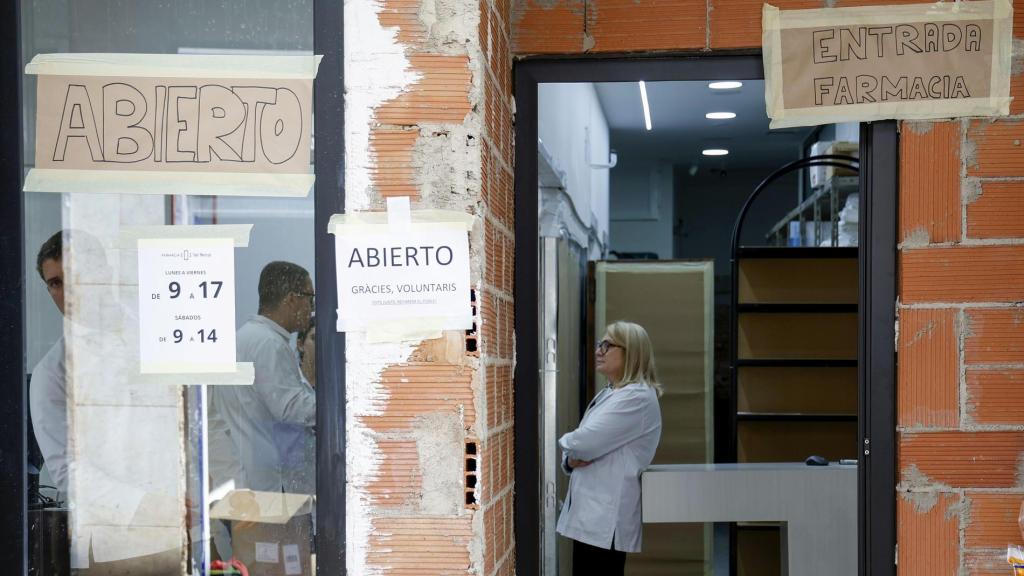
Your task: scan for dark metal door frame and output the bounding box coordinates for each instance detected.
[513,55,898,576]
[0,2,347,572]
[1,0,27,571]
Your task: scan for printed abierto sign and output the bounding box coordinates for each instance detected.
[763,0,1012,128]
[329,212,474,341]
[24,53,320,197]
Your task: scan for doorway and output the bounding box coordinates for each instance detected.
[513,56,897,576]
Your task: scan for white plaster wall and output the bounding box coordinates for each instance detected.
[538,83,611,248]
[342,0,485,572]
[609,158,674,259]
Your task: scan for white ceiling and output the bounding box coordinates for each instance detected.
[594,80,815,171]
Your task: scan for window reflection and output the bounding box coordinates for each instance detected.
[22,1,316,574]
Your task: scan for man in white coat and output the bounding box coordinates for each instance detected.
[209,261,316,494]
[558,321,663,575]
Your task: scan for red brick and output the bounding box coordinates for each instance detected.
[587,0,705,52]
[1012,67,1024,116]
[900,246,1024,304]
[897,492,960,576]
[363,363,475,431]
[901,431,1024,488]
[1017,0,1024,39]
[967,370,1024,425]
[967,120,1024,178]
[370,127,419,198]
[379,0,427,45]
[708,0,933,50]
[964,549,1014,576]
[965,308,1024,366]
[900,122,961,244]
[967,181,1024,240]
[965,492,1024,549]
[366,440,422,507]
[899,308,959,428]
[367,516,473,574]
[512,0,585,54]
[709,0,817,50]
[376,55,473,126]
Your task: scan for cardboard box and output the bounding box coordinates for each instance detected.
[211,490,313,576]
[809,141,858,188]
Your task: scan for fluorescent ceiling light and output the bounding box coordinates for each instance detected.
[639,81,652,131]
[702,148,729,156]
[706,112,737,120]
[709,81,743,90]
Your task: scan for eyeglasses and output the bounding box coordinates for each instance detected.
[595,339,623,354]
[295,290,315,302]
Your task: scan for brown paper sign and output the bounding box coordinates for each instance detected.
[24,54,320,196]
[763,1,1012,128]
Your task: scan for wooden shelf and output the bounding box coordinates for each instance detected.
[737,247,858,259]
[737,303,857,314]
[736,359,857,368]
[737,412,857,422]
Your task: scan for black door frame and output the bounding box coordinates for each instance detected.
[0,2,347,573]
[512,55,897,576]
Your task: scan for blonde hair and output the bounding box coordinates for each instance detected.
[605,321,663,397]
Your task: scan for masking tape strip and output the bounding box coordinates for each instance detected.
[387,196,413,228]
[24,169,314,198]
[328,210,474,235]
[769,97,1014,129]
[25,53,323,79]
[763,0,1013,129]
[120,224,253,248]
[763,5,785,127]
[134,362,255,386]
[342,316,470,343]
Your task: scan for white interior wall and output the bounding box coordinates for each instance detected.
[609,158,674,259]
[537,83,611,255]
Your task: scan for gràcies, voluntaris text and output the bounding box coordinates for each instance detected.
[811,23,983,106]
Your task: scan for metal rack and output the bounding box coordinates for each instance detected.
[765,156,859,247]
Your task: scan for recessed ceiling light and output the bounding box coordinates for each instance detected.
[702,149,729,156]
[639,81,652,131]
[709,81,743,90]
[706,112,737,120]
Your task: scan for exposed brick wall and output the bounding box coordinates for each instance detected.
[510,0,1024,574]
[343,0,513,567]
[900,108,1024,574]
[512,0,985,54]
[479,0,517,570]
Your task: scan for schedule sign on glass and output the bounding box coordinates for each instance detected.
[137,237,237,374]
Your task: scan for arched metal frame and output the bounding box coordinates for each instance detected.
[728,154,860,461]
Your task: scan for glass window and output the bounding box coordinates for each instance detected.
[21,2,317,574]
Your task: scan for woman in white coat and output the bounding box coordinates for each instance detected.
[557,320,663,575]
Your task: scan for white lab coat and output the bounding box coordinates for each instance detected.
[209,315,315,492]
[556,381,662,553]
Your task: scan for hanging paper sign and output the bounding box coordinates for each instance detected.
[24,53,321,197]
[763,0,1013,128]
[137,237,237,374]
[329,210,474,341]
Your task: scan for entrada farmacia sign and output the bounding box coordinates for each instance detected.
[763,0,1012,128]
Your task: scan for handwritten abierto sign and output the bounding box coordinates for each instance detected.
[24,54,321,196]
[763,1,1012,128]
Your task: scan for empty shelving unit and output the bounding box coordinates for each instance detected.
[729,156,860,576]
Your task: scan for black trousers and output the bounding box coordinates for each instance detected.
[572,538,626,576]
